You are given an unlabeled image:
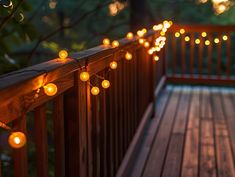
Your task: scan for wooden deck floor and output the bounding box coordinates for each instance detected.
[129,85,235,177]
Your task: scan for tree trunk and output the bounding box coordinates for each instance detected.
[129,0,148,32]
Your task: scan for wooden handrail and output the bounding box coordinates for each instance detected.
[0,28,164,177]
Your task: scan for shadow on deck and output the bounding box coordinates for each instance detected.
[129,85,235,177]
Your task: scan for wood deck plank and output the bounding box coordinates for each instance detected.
[129,86,172,177]
[211,88,235,177]
[199,88,216,177]
[142,86,181,177]
[161,86,191,177]
[181,87,200,177]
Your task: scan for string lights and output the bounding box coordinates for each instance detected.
[58,50,68,61]
[173,28,229,46]
[1,20,173,149]
[80,71,90,82]
[8,132,26,149]
[44,83,58,96]
[112,40,119,48]
[103,38,111,46]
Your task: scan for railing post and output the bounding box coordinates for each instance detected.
[12,115,28,177]
[64,70,88,177]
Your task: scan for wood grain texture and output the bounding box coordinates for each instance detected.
[142,86,181,177]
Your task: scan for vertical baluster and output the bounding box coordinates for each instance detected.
[172,33,177,76]
[198,35,203,77]
[12,115,28,177]
[64,71,88,177]
[190,33,195,77]
[0,160,1,177]
[53,95,65,177]
[207,34,212,77]
[100,72,107,177]
[34,105,48,177]
[110,66,120,172]
[106,70,114,177]
[118,59,124,163]
[226,33,231,78]
[181,33,186,77]
[216,34,222,78]
[86,82,93,177]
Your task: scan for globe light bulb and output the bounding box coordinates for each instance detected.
[201,32,207,37]
[110,61,118,69]
[148,49,154,55]
[102,80,110,89]
[185,36,190,42]
[180,28,185,34]
[214,38,220,44]
[163,21,171,29]
[112,40,119,48]
[144,41,150,48]
[223,35,228,41]
[80,72,90,82]
[8,132,26,148]
[153,56,159,61]
[125,52,133,60]
[91,87,100,95]
[137,30,144,37]
[205,40,210,46]
[142,28,147,34]
[160,31,165,36]
[58,50,68,61]
[175,32,180,38]
[126,32,134,39]
[103,38,110,46]
[139,38,145,44]
[44,83,58,96]
[195,39,200,44]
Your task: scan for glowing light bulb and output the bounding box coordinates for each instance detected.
[103,38,110,46]
[162,28,167,33]
[142,28,147,34]
[160,31,165,36]
[125,52,132,60]
[185,36,190,42]
[110,61,118,69]
[223,35,228,41]
[58,50,68,61]
[163,21,171,29]
[8,132,26,149]
[195,39,200,44]
[80,72,90,82]
[169,21,173,26]
[180,28,185,34]
[153,56,159,61]
[144,41,150,48]
[214,38,220,44]
[139,38,145,44]
[44,83,58,96]
[175,32,180,38]
[148,49,154,55]
[126,32,134,39]
[201,32,207,37]
[91,87,100,95]
[137,30,144,37]
[112,40,119,48]
[205,40,210,46]
[102,80,110,89]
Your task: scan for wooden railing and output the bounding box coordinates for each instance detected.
[0,31,165,177]
[166,24,235,85]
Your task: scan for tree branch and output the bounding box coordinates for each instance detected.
[0,0,24,32]
[27,1,111,61]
